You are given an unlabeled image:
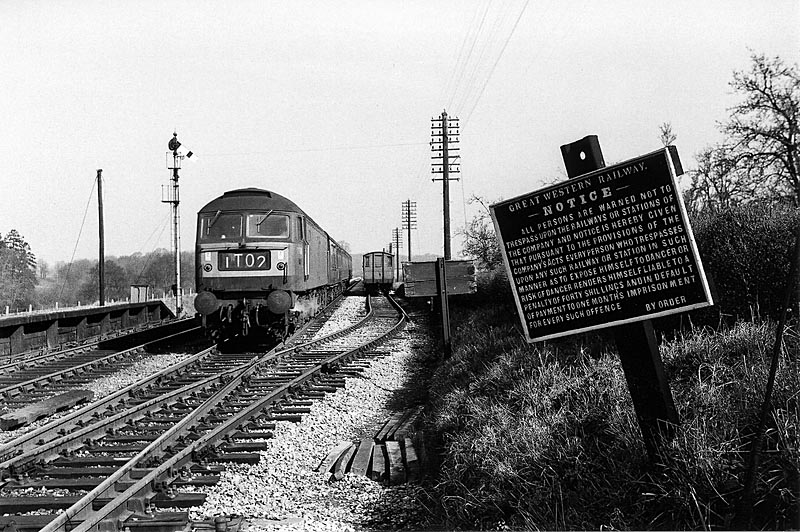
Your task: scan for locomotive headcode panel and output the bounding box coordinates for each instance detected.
[218,251,271,271]
[490,147,713,343]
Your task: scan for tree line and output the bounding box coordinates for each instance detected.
[0,233,194,312]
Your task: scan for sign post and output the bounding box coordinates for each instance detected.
[491,136,713,459]
[436,257,452,357]
[404,259,477,358]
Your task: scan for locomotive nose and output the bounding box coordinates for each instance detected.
[266,290,293,314]
[195,291,220,315]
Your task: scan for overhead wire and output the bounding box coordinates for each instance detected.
[442,0,530,253]
[133,212,172,257]
[453,0,516,117]
[134,215,172,283]
[58,178,96,301]
[196,141,426,158]
[442,0,488,110]
[462,0,530,128]
[447,0,494,112]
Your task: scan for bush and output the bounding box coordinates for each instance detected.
[420,271,799,530]
[690,203,800,322]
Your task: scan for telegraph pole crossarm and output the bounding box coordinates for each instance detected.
[431,110,460,260]
[401,199,417,280]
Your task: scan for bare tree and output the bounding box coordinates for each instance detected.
[684,143,787,214]
[723,53,799,203]
[461,195,503,271]
[659,122,677,147]
[686,53,799,212]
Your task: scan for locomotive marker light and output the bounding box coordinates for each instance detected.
[194,290,220,316]
[266,290,293,315]
[491,136,713,459]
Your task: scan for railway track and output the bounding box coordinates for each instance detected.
[0,319,201,410]
[0,292,406,532]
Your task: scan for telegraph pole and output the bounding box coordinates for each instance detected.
[163,132,187,316]
[401,199,417,274]
[97,169,105,306]
[392,228,403,280]
[431,110,460,260]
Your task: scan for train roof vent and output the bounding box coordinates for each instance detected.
[223,188,272,198]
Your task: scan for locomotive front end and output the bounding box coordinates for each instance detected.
[195,191,299,342]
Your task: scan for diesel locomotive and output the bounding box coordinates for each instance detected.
[362,251,395,294]
[193,188,352,342]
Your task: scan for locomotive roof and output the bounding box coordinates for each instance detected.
[198,188,310,217]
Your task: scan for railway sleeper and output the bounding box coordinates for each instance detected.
[105,432,163,443]
[208,452,261,465]
[85,443,148,453]
[262,413,303,423]
[230,430,274,439]
[220,441,271,453]
[118,511,191,532]
[147,491,207,509]
[52,455,133,467]
[172,474,220,487]
[4,476,105,490]
[0,514,76,532]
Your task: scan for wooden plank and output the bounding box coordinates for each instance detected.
[332,443,357,480]
[385,440,405,485]
[392,406,424,440]
[370,443,387,483]
[375,412,404,442]
[404,438,420,482]
[349,439,373,477]
[315,441,353,474]
[0,390,94,430]
[384,410,412,441]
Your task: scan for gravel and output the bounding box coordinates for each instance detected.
[0,352,191,445]
[311,297,368,339]
[81,352,190,397]
[179,313,432,531]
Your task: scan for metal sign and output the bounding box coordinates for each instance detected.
[491,147,712,343]
[403,260,476,298]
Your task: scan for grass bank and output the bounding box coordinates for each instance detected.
[411,273,799,530]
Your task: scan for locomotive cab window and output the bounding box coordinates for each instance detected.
[200,213,242,241]
[364,256,370,267]
[246,213,289,238]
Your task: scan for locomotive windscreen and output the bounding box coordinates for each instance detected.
[200,213,242,241]
[247,213,289,238]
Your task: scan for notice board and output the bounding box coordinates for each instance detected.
[403,260,477,298]
[490,147,712,342]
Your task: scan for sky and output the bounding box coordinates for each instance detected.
[1,0,798,267]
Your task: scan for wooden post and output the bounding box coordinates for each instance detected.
[97,169,105,306]
[436,257,452,357]
[561,135,678,460]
